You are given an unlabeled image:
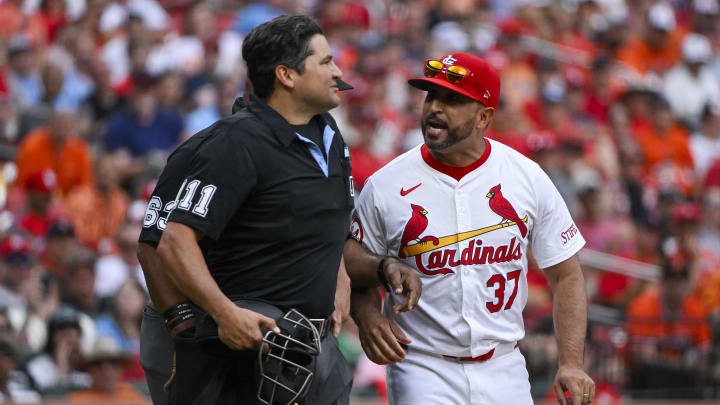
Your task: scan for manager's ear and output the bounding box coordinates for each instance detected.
[477,106,495,129]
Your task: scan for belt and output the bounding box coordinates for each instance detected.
[442,341,518,363]
[309,317,332,339]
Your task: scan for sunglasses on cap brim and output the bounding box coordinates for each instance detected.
[424,60,471,83]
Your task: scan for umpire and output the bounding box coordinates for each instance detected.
[155,15,355,405]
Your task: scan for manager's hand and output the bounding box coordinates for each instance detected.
[382,258,422,314]
[553,365,595,405]
[355,308,411,365]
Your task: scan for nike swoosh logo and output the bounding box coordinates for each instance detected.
[400,183,422,196]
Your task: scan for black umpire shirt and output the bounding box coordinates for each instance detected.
[158,95,353,318]
[138,97,247,249]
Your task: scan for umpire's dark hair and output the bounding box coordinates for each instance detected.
[242,15,324,100]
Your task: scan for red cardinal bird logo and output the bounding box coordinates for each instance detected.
[399,204,429,258]
[486,184,528,238]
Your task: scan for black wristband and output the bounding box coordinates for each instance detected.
[166,312,195,331]
[377,256,394,293]
[163,302,195,327]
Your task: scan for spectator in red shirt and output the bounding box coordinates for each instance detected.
[18,168,63,239]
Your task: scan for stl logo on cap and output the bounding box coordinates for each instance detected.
[442,55,457,65]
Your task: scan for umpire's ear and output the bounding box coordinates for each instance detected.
[274,64,298,90]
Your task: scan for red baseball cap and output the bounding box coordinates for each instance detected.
[26,168,57,194]
[0,234,29,258]
[671,202,702,223]
[408,52,501,108]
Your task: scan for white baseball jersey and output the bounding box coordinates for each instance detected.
[351,138,585,357]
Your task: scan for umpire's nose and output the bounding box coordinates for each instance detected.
[331,58,343,80]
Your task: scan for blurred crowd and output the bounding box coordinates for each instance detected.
[0,0,719,402]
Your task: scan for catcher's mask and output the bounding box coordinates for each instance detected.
[257,308,321,405]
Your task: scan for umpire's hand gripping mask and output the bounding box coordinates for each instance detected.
[257,308,321,405]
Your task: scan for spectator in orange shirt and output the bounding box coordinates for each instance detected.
[64,155,129,248]
[633,96,695,194]
[626,260,711,398]
[15,108,93,195]
[68,337,146,404]
[617,2,684,77]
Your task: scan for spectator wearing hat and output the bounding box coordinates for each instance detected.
[667,198,720,281]
[662,33,720,129]
[25,307,91,395]
[5,35,43,110]
[617,2,684,76]
[0,337,41,404]
[664,202,720,278]
[0,234,60,351]
[14,108,93,196]
[59,247,100,320]
[0,235,32,310]
[665,201,720,279]
[104,71,183,158]
[689,103,720,180]
[620,85,659,134]
[18,168,63,239]
[67,336,146,404]
[64,155,129,248]
[41,221,76,278]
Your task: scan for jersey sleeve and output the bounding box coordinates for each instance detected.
[166,134,257,240]
[529,168,585,269]
[349,178,387,255]
[139,149,192,246]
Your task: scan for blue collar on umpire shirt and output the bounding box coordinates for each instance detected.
[295,125,335,177]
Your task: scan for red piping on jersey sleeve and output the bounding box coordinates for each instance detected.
[420,138,492,181]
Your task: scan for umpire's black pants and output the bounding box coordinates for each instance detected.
[140,304,173,405]
[168,331,352,405]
